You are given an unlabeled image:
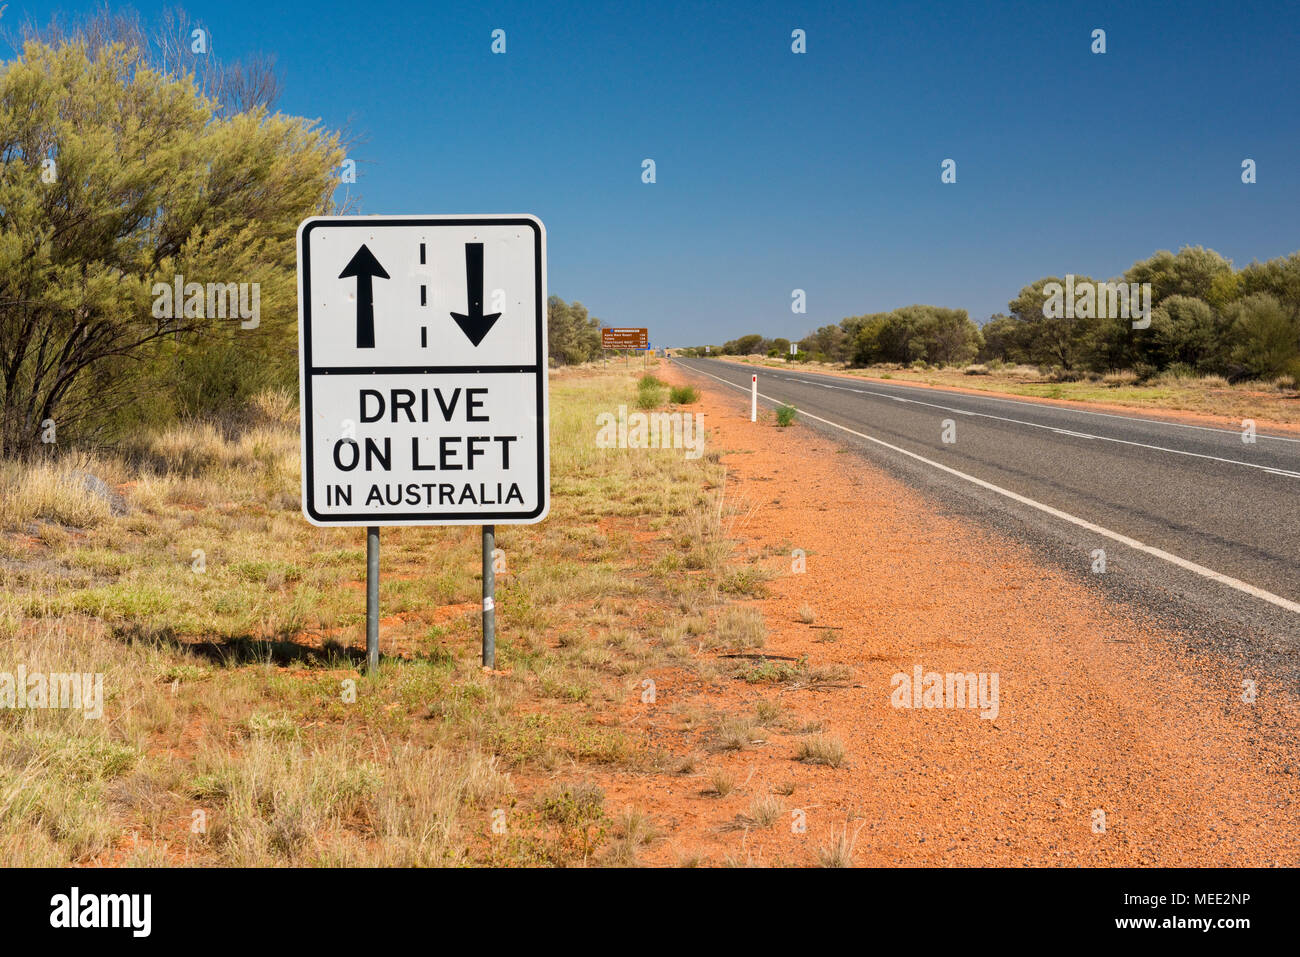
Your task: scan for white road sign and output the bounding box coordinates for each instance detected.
[296,215,548,526]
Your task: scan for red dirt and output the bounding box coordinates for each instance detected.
[558,363,1300,866]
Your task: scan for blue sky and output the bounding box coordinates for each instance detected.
[8,0,1299,346]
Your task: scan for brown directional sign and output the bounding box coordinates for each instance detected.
[602,327,649,350]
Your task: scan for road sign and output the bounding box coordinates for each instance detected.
[602,327,648,350]
[297,215,548,526]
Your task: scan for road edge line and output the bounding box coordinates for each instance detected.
[675,359,1300,617]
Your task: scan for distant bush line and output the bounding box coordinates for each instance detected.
[680,246,1300,385]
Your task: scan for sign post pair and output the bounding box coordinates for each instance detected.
[297,215,549,670]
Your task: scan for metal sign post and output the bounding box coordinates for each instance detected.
[366,526,380,671]
[481,525,495,667]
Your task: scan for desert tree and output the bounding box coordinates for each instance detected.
[0,35,342,454]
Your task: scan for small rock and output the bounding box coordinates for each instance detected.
[71,470,129,516]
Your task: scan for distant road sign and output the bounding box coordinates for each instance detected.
[602,327,649,350]
[297,215,549,526]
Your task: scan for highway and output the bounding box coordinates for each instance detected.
[672,356,1300,659]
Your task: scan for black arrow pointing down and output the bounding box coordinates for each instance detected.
[450,243,501,347]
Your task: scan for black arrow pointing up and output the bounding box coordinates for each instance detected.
[339,244,390,349]
[450,242,501,347]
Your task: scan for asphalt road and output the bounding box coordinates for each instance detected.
[671,356,1300,667]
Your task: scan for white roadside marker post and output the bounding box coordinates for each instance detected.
[366,526,379,672]
[751,374,758,422]
[482,525,495,668]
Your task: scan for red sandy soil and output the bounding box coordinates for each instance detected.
[557,364,1300,866]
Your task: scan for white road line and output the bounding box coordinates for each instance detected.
[715,365,1300,478]
[675,359,1300,617]
[727,362,1300,443]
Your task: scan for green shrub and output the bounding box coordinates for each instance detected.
[774,404,797,427]
[1228,293,1300,379]
[1131,362,1159,383]
[668,385,699,404]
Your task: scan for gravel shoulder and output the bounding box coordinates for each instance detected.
[594,362,1300,866]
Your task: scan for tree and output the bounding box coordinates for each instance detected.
[546,295,602,364]
[1226,293,1299,380]
[802,324,849,362]
[722,334,764,355]
[1125,246,1233,306]
[1006,277,1097,370]
[915,306,982,365]
[11,7,284,117]
[978,314,1025,363]
[0,36,342,454]
[1237,253,1300,323]
[849,306,980,366]
[1146,295,1224,371]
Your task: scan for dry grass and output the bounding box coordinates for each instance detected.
[0,366,767,866]
[705,770,736,797]
[0,459,116,529]
[753,699,783,726]
[818,821,866,867]
[796,735,846,767]
[714,605,767,650]
[713,716,762,752]
[746,794,784,829]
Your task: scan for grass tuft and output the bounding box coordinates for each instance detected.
[796,735,846,767]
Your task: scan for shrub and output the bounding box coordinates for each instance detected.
[774,404,797,427]
[1132,362,1159,383]
[537,782,606,826]
[796,735,845,767]
[1157,362,1196,382]
[716,605,766,649]
[1228,293,1300,379]
[669,385,699,404]
[1101,370,1139,387]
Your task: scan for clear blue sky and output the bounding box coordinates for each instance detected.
[9,0,1300,345]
